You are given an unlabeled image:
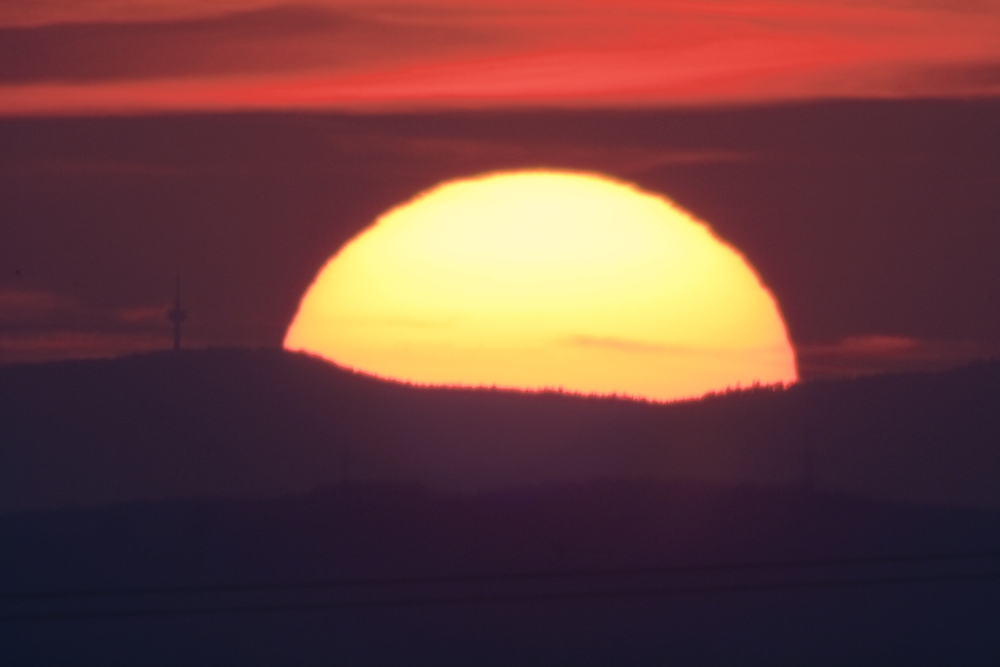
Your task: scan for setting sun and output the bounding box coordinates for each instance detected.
[285,171,796,401]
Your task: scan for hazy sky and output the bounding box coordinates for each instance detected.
[1,1,999,380]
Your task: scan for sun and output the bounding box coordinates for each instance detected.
[284,170,796,402]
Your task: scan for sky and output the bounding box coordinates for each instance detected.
[1,1,999,381]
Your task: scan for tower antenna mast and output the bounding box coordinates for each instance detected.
[167,275,187,352]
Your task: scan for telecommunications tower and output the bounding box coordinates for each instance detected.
[167,275,187,352]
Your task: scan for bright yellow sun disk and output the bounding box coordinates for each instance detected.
[284,171,797,402]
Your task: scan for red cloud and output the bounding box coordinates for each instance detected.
[0,288,178,364]
[796,335,1000,380]
[0,331,168,365]
[1,1,998,113]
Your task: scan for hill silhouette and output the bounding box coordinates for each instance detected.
[1,348,998,511]
[2,351,999,665]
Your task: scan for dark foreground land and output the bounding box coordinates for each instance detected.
[1,480,999,666]
[0,350,999,665]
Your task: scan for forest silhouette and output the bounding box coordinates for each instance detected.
[1,348,998,510]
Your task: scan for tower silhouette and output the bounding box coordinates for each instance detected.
[167,276,187,352]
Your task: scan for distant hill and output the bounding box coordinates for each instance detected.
[1,348,999,511]
[2,353,999,665]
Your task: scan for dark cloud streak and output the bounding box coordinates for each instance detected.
[0,5,498,83]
